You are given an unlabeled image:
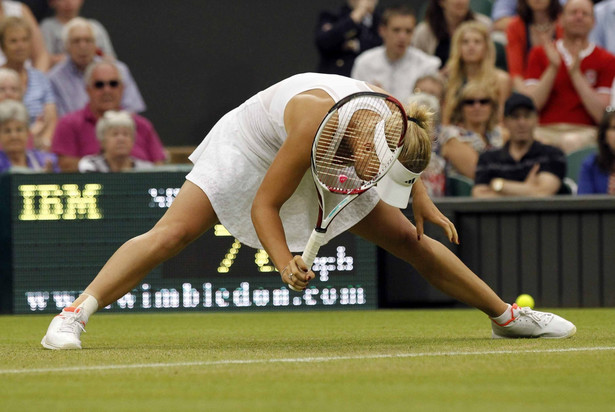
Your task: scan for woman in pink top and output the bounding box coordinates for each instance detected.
[506,0,563,92]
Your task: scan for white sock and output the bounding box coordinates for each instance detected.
[76,294,99,323]
[490,304,513,324]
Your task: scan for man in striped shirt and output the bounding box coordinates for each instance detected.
[46,17,145,117]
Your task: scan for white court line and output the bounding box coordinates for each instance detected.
[2,346,614,375]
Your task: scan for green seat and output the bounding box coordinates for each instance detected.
[566,146,597,183]
[494,39,507,71]
[417,2,428,21]
[470,0,494,17]
[446,173,474,196]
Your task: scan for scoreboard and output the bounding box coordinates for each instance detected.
[0,171,378,314]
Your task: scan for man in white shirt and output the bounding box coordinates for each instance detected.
[351,4,441,104]
[588,0,615,106]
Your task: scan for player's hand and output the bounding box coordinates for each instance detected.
[281,255,314,291]
[412,189,459,245]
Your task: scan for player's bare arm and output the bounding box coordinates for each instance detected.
[251,91,333,286]
[410,179,459,244]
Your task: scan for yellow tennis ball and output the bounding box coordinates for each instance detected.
[516,294,535,309]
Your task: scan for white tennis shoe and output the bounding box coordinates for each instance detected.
[491,304,576,339]
[41,307,86,350]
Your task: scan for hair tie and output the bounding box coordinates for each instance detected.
[407,116,420,125]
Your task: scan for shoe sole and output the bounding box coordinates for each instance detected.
[41,335,82,350]
[492,325,577,339]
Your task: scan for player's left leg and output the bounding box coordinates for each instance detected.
[350,201,576,338]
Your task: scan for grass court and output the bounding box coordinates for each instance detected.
[1,308,614,411]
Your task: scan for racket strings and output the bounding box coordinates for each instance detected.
[314,98,405,192]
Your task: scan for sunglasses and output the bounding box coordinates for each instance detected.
[93,80,120,89]
[462,98,491,106]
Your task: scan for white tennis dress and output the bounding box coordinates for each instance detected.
[187,72,381,252]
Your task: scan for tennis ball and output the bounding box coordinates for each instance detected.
[515,294,535,309]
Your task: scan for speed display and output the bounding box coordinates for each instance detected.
[0,172,378,314]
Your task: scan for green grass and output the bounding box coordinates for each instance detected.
[1,308,614,411]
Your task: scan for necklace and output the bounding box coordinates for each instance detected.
[532,22,553,32]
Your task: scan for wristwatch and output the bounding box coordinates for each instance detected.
[491,178,504,192]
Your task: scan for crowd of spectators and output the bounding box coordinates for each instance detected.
[0,0,163,174]
[1,0,614,198]
[317,0,615,196]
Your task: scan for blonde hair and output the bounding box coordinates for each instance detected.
[407,92,441,124]
[443,21,497,124]
[0,17,31,51]
[449,80,499,132]
[399,103,433,173]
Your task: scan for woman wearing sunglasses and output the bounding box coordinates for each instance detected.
[439,80,503,179]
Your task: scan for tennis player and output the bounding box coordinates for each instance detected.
[42,72,575,349]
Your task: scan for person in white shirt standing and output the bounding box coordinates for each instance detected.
[351,4,441,104]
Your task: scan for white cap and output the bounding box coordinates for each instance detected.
[375,160,422,209]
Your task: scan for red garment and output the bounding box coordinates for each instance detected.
[525,42,615,125]
[506,17,563,79]
[51,105,167,162]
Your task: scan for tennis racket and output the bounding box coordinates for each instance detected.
[291,92,408,291]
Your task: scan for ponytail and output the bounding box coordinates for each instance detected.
[399,102,433,173]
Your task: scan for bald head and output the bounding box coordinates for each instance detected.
[562,0,594,39]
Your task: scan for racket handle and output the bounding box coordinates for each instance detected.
[301,229,326,269]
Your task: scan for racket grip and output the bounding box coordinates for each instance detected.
[301,229,326,269]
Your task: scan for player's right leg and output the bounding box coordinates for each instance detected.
[41,180,218,349]
[350,201,576,339]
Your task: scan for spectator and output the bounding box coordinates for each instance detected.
[315,0,382,76]
[412,0,491,68]
[472,92,566,197]
[491,0,518,34]
[41,0,116,68]
[0,99,58,172]
[407,91,446,197]
[506,0,563,92]
[0,0,50,71]
[440,80,503,179]
[413,73,446,108]
[590,0,615,55]
[51,60,166,172]
[525,0,615,153]
[589,0,615,107]
[0,66,21,101]
[577,108,615,194]
[0,16,56,150]
[47,17,145,117]
[491,0,566,35]
[443,21,511,124]
[79,110,154,173]
[351,5,440,104]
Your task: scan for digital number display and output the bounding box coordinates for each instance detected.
[1,172,377,314]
